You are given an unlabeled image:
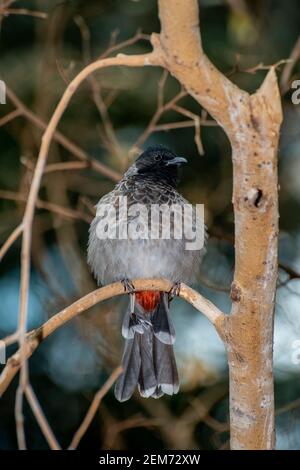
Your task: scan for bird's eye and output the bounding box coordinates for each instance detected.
[154,154,162,162]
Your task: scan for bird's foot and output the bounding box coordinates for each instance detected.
[168,281,181,304]
[121,278,135,314]
[121,277,135,294]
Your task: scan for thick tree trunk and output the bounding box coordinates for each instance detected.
[156,0,283,449]
[226,78,282,448]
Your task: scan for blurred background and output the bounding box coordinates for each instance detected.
[0,0,300,450]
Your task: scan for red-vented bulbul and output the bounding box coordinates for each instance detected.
[88,145,206,401]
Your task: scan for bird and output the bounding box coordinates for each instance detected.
[88,145,206,401]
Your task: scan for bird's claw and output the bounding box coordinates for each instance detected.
[121,278,135,314]
[121,278,135,294]
[168,281,181,303]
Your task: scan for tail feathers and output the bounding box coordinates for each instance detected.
[151,293,175,345]
[153,336,179,395]
[151,386,164,399]
[115,292,179,402]
[114,335,141,402]
[122,292,175,344]
[122,301,151,339]
[137,330,157,398]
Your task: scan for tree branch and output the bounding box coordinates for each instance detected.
[0,223,23,262]
[154,0,245,141]
[0,278,226,398]
[68,366,123,450]
[5,88,122,182]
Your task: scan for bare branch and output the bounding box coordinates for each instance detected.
[0,278,226,397]
[0,108,22,127]
[99,29,151,59]
[153,119,216,132]
[0,190,92,224]
[130,87,187,156]
[5,88,122,182]
[25,385,61,450]
[171,104,204,155]
[280,35,300,94]
[68,367,123,449]
[0,0,47,20]
[279,263,300,280]
[276,397,300,416]
[75,16,123,160]
[0,8,47,19]
[44,161,90,174]
[15,386,26,449]
[0,223,23,262]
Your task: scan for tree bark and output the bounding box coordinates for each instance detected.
[226,75,282,449]
[156,0,283,449]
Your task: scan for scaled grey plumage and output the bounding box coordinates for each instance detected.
[88,146,206,401]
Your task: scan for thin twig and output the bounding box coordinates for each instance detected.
[276,397,300,416]
[171,104,204,155]
[103,414,160,449]
[279,263,300,280]
[130,87,187,156]
[75,15,123,161]
[2,331,19,347]
[0,108,22,127]
[15,386,26,449]
[25,385,61,450]
[5,88,121,182]
[99,29,151,59]
[44,161,90,174]
[0,222,23,262]
[153,120,216,131]
[0,190,92,224]
[0,8,48,19]
[281,35,300,94]
[69,367,123,449]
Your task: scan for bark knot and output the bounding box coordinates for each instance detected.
[244,188,263,208]
[230,282,242,302]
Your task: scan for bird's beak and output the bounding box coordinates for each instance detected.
[165,156,188,166]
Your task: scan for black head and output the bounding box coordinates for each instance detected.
[134,145,187,186]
